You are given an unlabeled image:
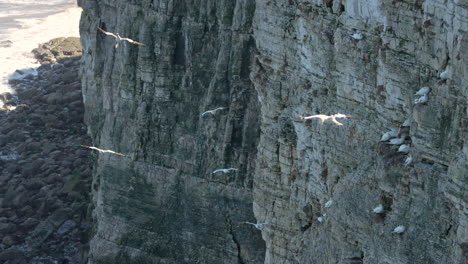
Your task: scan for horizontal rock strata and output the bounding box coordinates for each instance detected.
[79,0,467,263]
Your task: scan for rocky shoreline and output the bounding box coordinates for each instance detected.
[0,37,92,264]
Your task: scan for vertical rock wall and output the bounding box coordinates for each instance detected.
[78,0,264,263]
[251,0,467,263]
[79,0,467,263]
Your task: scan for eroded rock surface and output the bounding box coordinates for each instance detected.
[79,0,467,263]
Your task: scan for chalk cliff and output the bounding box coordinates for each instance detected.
[78,0,467,263]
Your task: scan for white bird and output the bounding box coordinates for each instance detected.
[380,130,398,141]
[373,204,384,214]
[387,137,404,145]
[324,200,334,208]
[351,33,363,40]
[317,216,324,223]
[440,69,448,79]
[402,119,411,127]
[80,145,125,156]
[398,144,410,153]
[297,113,356,126]
[212,168,238,174]
[414,94,428,104]
[404,155,413,166]
[201,107,227,116]
[241,222,270,230]
[392,225,406,234]
[415,87,430,96]
[98,27,145,48]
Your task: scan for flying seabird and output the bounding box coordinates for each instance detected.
[415,87,430,96]
[351,33,363,40]
[398,144,410,153]
[297,113,355,126]
[97,27,145,48]
[380,129,398,141]
[373,204,384,214]
[404,155,413,166]
[80,145,125,156]
[201,107,227,116]
[212,168,238,174]
[240,222,270,230]
[392,225,406,234]
[324,200,334,208]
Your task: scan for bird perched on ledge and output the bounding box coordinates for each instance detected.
[297,113,355,126]
[80,145,125,156]
[97,27,145,48]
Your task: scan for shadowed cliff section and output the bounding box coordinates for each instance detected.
[78,0,264,263]
[79,0,467,263]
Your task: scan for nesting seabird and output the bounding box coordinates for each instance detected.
[404,155,413,166]
[387,137,404,145]
[324,200,334,208]
[212,168,238,174]
[414,94,428,104]
[201,107,227,116]
[351,33,363,40]
[80,145,125,156]
[297,113,355,126]
[380,129,398,141]
[373,204,384,214]
[415,87,430,96]
[240,222,270,230]
[97,27,145,48]
[398,144,410,153]
[392,225,406,234]
[440,68,448,80]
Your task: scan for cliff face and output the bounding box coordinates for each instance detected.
[79,0,467,263]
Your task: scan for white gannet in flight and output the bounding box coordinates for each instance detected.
[324,200,334,208]
[414,94,428,104]
[380,129,398,141]
[404,155,413,166]
[387,137,404,145]
[97,27,145,48]
[373,204,384,214]
[392,225,406,234]
[80,145,125,156]
[351,33,363,40]
[415,87,430,96]
[240,222,270,230]
[398,144,410,153]
[212,168,238,174]
[201,107,227,116]
[297,113,355,126]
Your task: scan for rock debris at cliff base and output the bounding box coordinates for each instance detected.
[0,37,92,264]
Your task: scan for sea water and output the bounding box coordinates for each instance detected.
[0,0,81,95]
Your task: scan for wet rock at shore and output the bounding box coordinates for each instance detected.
[0,37,91,264]
[32,37,82,64]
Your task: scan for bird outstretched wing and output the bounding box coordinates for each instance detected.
[121,38,145,45]
[97,27,117,38]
